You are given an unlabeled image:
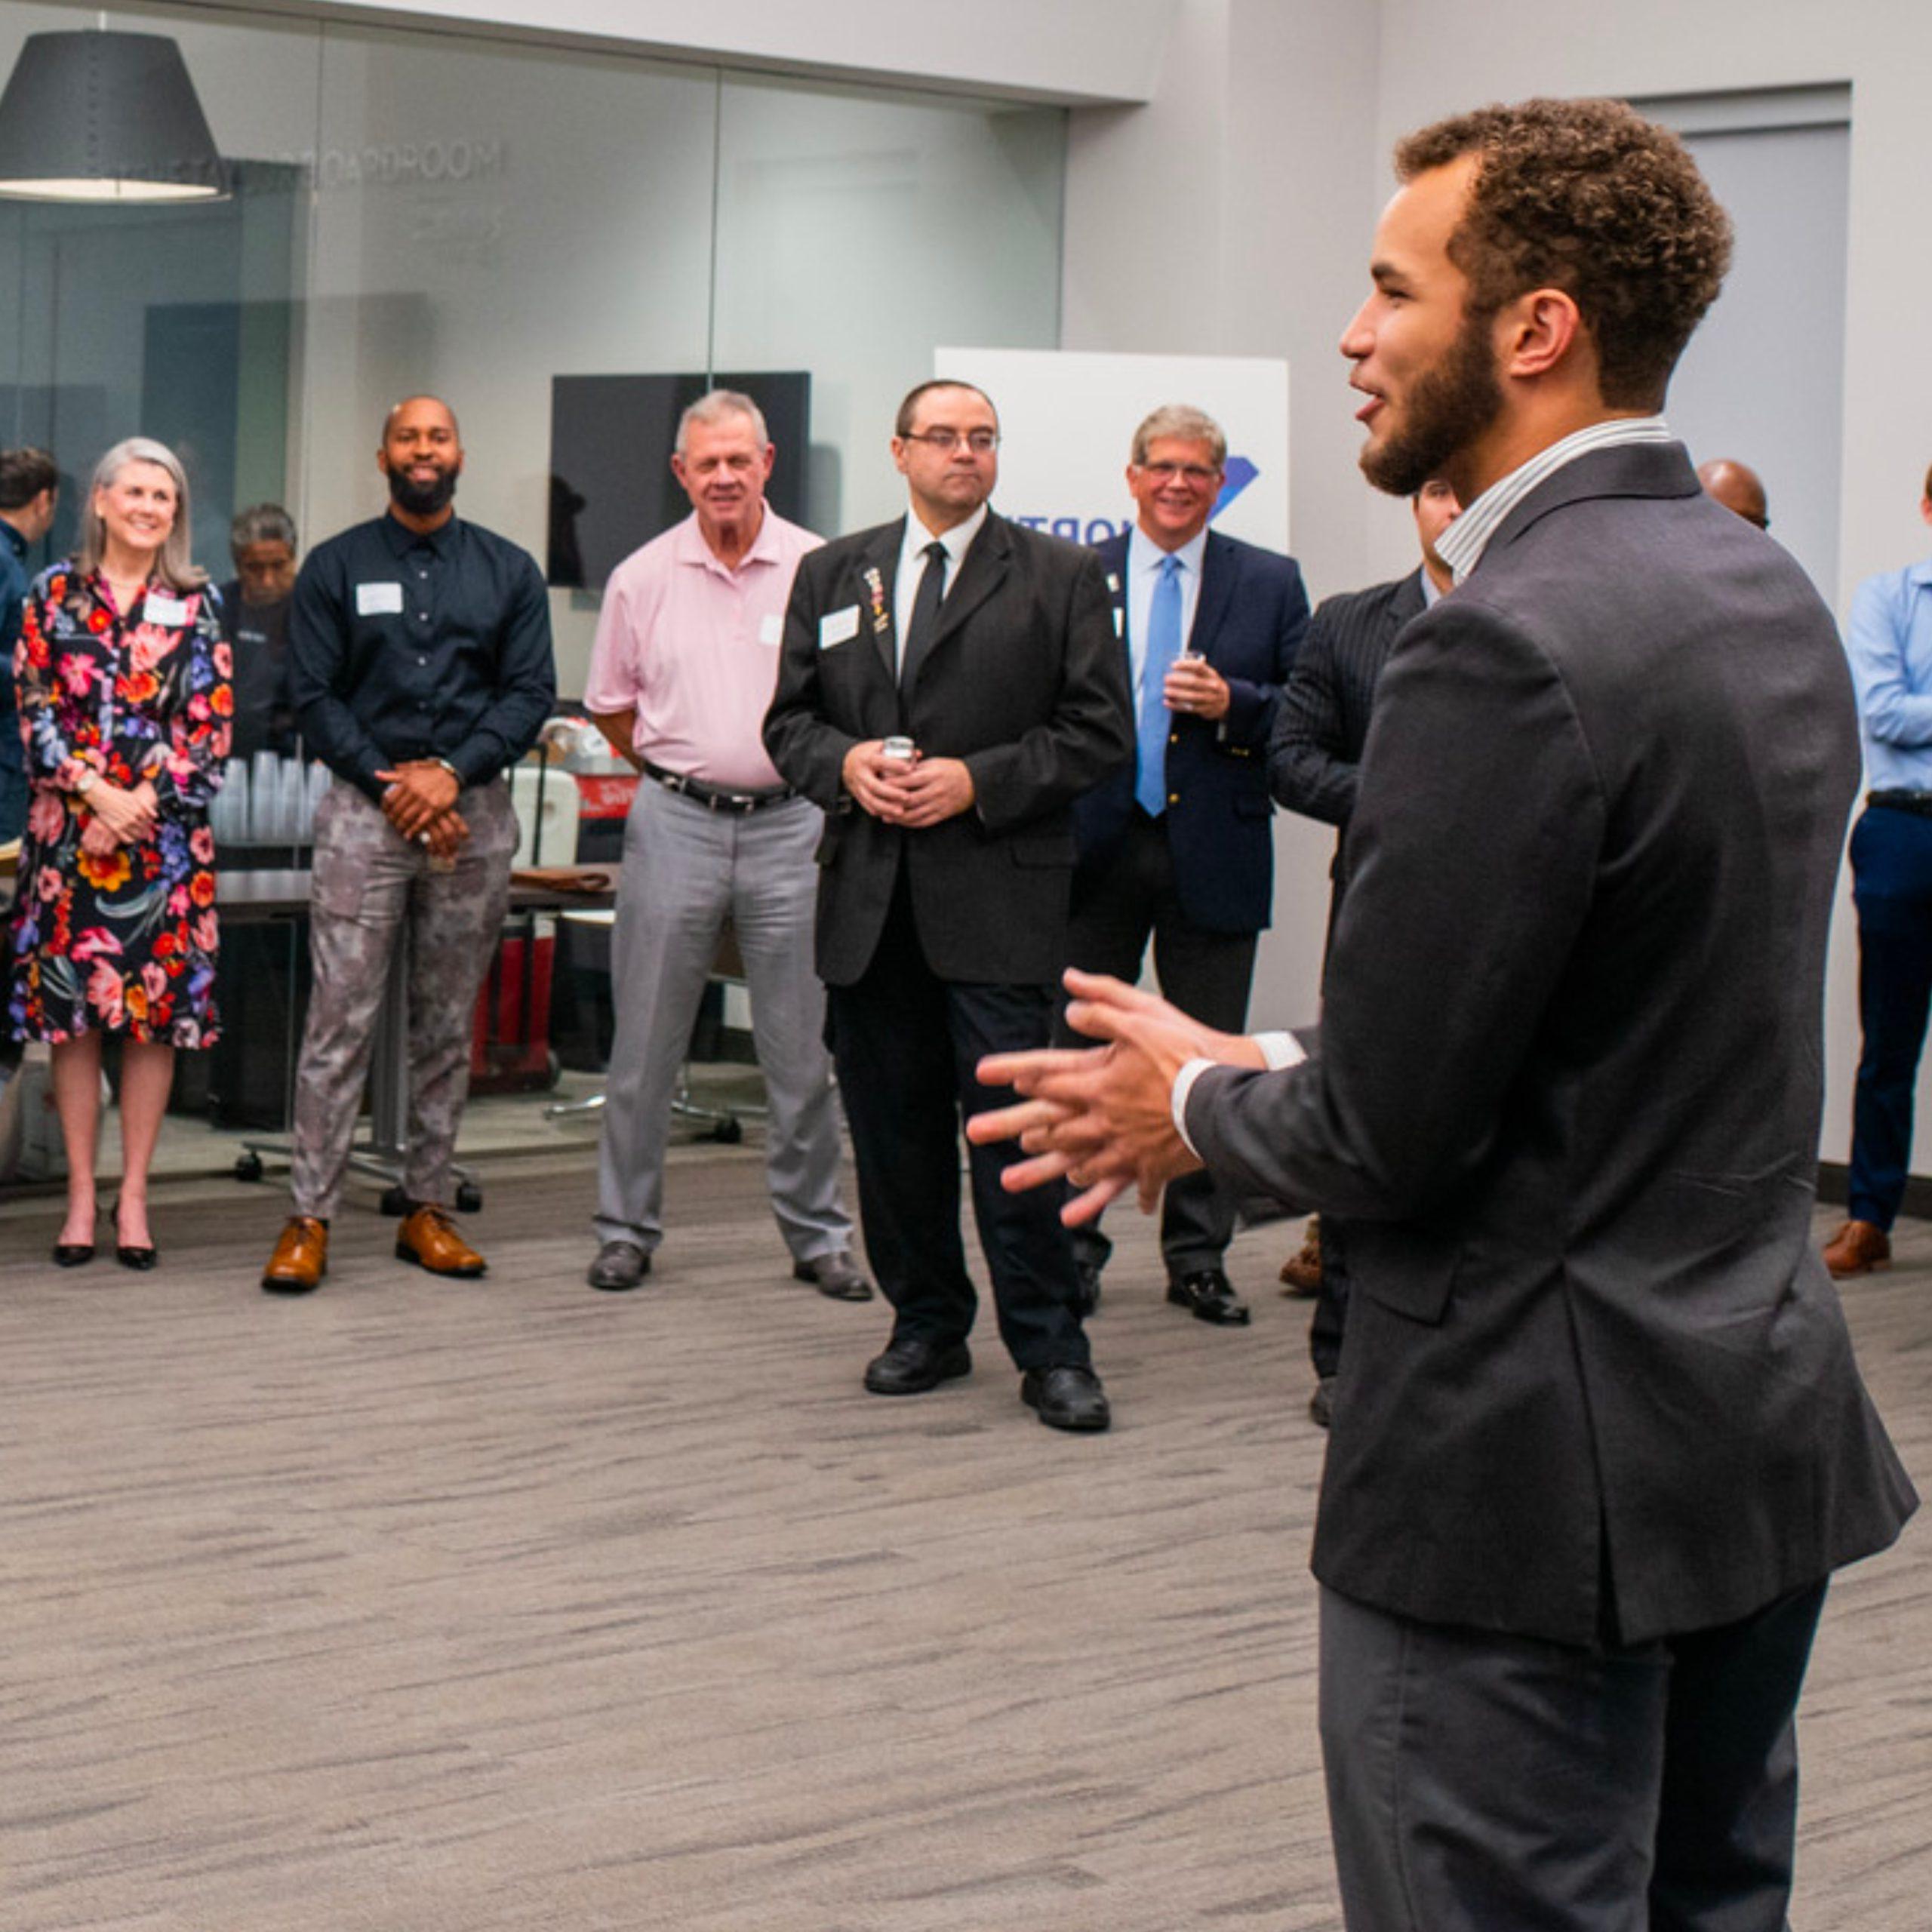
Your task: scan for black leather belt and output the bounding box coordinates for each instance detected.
[1868,789,1932,818]
[641,760,796,814]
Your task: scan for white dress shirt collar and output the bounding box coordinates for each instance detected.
[1435,416,1671,585]
[893,500,989,654]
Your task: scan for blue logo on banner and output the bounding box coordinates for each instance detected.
[1213,455,1258,520]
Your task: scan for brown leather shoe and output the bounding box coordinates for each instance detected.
[1823,1219,1890,1278]
[263,1216,328,1295]
[396,1203,487,1278]
[1279,1217,1322,1297]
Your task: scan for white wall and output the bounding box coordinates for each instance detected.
[177,0,1177,106]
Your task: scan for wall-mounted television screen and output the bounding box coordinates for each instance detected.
[547,371,811,592]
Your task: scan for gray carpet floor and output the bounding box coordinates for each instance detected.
[1,1148,1924,1930]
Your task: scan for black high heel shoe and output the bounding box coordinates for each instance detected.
[112,1196,158,1272]
[54,1198,99,1266]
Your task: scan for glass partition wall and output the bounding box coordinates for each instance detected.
[0,1,1066,1193]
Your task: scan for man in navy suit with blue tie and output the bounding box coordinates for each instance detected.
[1067,405,1309,1324]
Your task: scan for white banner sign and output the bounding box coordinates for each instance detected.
[933,347,1291,552]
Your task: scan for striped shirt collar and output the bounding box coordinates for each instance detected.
[1435,415,1672,585]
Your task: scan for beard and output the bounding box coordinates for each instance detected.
[1360,309,1503,498]
[387,462,460,518]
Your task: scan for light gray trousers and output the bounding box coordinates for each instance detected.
[593,781,850,1264]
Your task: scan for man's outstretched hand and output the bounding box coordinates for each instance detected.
[969,968,1267,1223]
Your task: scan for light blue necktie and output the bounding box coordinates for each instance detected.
[1137,553,1183,817]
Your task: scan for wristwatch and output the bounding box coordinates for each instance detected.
[74,768,97,795]
[434,757,463,786]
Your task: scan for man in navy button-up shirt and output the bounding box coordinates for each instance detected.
[1825,463,1932,1278]
[263,397,555,1296]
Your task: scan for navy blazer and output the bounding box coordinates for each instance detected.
[1072,527,1309,934]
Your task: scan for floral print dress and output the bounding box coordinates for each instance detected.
[8,562,232,1045]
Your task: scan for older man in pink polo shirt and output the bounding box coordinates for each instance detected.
[583,389,866,1299]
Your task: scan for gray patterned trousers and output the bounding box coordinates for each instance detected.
[289,778,515,1218]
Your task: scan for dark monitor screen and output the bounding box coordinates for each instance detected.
[547,371,811,591]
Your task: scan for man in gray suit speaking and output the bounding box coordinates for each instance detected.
[973,99,1914,1930]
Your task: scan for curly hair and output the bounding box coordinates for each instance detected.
[1395,98,1733,411]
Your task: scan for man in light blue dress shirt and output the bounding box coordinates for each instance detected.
[1826,463,1932,1276]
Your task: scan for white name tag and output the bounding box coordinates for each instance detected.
[759,612,784,647]
[355,580,405,617]
[142,593,189,626]
[818,605,860,650]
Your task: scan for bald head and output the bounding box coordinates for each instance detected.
[383,393,460,441]
[1697,458,1768,531]
[379,394,464,528]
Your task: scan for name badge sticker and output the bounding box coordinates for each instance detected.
[759,612,784,647]
[142,592,189,627]
[356,580,405,617]
[818,605,860,650]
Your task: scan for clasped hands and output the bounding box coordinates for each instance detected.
[840,740,976,827]
[967,968,1268,1223]
[78,775,158,857]
[378,759,468,859]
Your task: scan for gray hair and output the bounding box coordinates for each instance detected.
[230,502,297,555]
[1130,404,1227,469]
[75,438,205,589]
[676,389,769,456]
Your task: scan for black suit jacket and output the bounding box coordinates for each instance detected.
[1269,567,1424,844]
[1186,442,1915,1645]
[764,511,1131,986]
[1072,528,1309,934]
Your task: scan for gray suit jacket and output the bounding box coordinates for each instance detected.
[1188,441,1915,1645]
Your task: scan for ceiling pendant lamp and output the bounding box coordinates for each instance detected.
[0,29,226,202]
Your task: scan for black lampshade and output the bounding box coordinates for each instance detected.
[0,30,226,202]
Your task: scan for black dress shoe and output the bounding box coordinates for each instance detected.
[53,1240,95,1267]
[793,1251,874,1301]
[586,1240,651,1291]
[1071,1259,1103,1318]
[863,1335,972,1396]
[1167,1267,1251,1326]
[1021,1363,1112,1433]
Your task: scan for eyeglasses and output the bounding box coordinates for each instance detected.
[901,429,1001,454]
[1136,461,1221,484]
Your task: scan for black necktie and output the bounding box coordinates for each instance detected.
[901,540,948,689]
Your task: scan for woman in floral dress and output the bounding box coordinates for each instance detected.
[8,437,231,1267]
